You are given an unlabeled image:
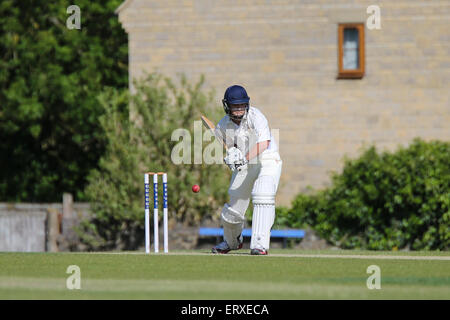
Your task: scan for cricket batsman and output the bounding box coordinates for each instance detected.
[212,85,282,255]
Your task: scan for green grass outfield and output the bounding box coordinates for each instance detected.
[0,249,449,299]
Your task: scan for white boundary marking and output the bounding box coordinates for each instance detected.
[267,253,450,261]
[60,251,450,261]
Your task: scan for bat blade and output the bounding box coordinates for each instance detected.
[201,115,215,130]
[201,115,227,150]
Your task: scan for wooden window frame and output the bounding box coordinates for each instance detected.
[338,23,365,79]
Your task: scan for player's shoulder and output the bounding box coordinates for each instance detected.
[249,106,260,114]
[248,106,267,121]
[217,115,230,128]
[249,106,265,117]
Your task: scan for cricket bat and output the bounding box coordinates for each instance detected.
[201,115,228,150]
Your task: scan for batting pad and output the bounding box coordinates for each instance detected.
[221,203,245,224]
[221,204,245,249]
[250,175,276,250]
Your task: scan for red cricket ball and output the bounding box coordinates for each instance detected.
[192,185,200,193]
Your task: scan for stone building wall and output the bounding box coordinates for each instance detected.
[117,0,450,206]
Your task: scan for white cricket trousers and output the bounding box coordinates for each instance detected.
[220,151,282,250]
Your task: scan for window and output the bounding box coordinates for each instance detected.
[338,23,365,79]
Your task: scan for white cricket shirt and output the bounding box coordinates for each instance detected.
[216,107,278,156]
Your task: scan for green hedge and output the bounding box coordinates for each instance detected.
[277,138,450,250]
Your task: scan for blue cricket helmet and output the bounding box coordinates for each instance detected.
[222,85,250,119]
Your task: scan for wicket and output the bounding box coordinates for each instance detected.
[144,172,168,254]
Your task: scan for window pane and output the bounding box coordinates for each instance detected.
[343,28,359,70]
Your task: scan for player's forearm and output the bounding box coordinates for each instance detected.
[246,140,270,161]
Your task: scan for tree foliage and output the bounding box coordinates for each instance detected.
[0,0,127,201]
[79,74,230,250]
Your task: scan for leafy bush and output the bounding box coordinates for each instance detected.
[78,74,229,250]
[278,138,450,250]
